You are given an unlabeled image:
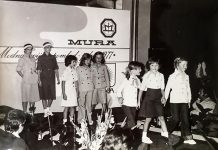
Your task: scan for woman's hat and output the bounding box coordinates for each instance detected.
[24,43,33,50]
[43,42,53,48]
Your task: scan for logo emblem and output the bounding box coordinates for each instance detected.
[101,19,116,38]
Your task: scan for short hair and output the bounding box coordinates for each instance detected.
[92,51,105,64]
[79,53,92,66]
[124,61,141,79]
[174,57,187,69]
[4,109,26,133]
[100,128,134,150]
[146,57,160,70]
[65,55,77,67]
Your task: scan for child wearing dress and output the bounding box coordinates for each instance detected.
[37,42,60,117]
[61,55,78,124]
[138,58,168,144]
[77,53,94,125]
[91,51,110,112]
[16,44,40,114]
[117,61,141,129]
[165,57,196,145]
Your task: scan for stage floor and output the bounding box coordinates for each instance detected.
[17,108,218,150]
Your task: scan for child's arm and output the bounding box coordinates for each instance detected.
[187,76,192,108]
[160,74,166,105]
[161,90,166,106]
[117,79,126,104]
[61,81,67,100]
[104,65,110,91]
[55,69,60,84]
[137,90,143,108]
[164,75,172,102]
[16,59,24,78]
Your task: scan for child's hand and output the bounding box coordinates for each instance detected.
[63,93,67,100]
[118,97,124,104]
[137,102,140,110]
[161,97,166,106]
[57,79,60,85]
[38,79,42,87]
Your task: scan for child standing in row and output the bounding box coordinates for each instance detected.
[165,57,196,145]
[77,53,94,125]
[138,58,168,144]
[91,51,110,112]
[61,55,78,124]
[117,61,141,129]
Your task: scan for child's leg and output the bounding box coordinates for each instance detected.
[22,102,28,112]
[168,103,181,134]
[63,107,69,124]
[181,104,192,139]
[158,116,168,137]
[86,91,94,124]
[122,105,136,128]
[142,118,153,144]
[69,107,75,123]
[143,118,152,133]
[98,88,107,112]
[77,92,86,123]
[92,89,98,111]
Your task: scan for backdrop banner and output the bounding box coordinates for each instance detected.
[0,1,130,113]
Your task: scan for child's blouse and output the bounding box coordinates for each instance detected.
[76,66,94,92]
[117,75,141,107]
[91,63,110,89]
[165,70,191,103]
[62,66,78,87]
[140,71,165,91]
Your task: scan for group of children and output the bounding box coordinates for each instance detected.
[117,57,196,145]
[17,42,197,145]
[61,51,110,125]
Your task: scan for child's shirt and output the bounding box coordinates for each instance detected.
[165,70,191,103]
[117,75,141,107]
[62,66,78,87]
[76,66,94,92]
[91,63,110,89]
[140,71,165,91]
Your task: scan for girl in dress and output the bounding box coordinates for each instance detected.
[91,51,110,112]
[77,53,94,125]
[16,43,40,114]
[165,57,196,145]
[61,55,78,124]
[117,61,141,129]
[138,58,168,144]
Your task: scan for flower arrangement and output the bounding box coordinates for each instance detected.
[73,109,115,150]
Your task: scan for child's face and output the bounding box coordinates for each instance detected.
[177,61,187,72]
[131,67,141,76]
[44,46,51,54]
[95,54,103,64]
[70,60,77,68]
[150,63,159,72]
[24,48,32,56]
[84,58,91,66]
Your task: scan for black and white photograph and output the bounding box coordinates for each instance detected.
[0,0,218,150]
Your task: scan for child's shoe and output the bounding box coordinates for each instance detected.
[142,132,153,144]
[63,119,67,125]
[44,109,48,118]
[184,139,196,145]
[161,131,169,138]
[47,107,53,116]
